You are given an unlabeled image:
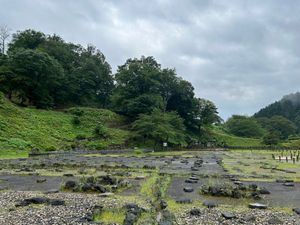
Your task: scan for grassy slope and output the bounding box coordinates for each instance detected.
[212,125,263,147]
[0,92,129,155]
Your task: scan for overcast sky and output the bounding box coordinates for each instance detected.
[1,0,300,119]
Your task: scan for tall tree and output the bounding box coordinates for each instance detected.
[132,109,187,148]
[8,49,64,108]
[8,29,46,53]
[0,25,10,54]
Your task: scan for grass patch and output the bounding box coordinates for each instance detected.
[94,209,126,224]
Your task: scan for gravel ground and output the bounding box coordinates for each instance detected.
[0,191,125,225]
[0,191,300,225]
[178,208,300,225]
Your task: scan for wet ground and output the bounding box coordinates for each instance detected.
[0,150,299,209]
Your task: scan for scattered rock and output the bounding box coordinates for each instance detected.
[44,189,59,194]
[190,208,201,216]
[64,180,77,190]
[293,208,300,215]
[249,203,268,209]
[283,182,295,187]
[222,212,236,219]
[203,200,218,208]
[259,188,271,195]
[36,178,47,183]
[176,198,192,204]
[63,173,74,177]
[135,176,145,180]
[98,192,114,197]
[185,179,197,184]
[183,187,194,192]
[160,200,168,210]
[49,199,65,206]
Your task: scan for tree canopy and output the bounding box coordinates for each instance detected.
[225,115,265,138]
[0,28,222,148]
[0,29,113,108]
[132,109,187,148]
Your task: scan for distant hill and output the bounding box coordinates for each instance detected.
[254,92,300,125]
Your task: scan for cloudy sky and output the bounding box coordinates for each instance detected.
[1,0,300,119]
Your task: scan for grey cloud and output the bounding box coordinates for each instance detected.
[1,0,300,119]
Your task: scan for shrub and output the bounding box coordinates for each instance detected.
[69,108,84,117]
[45,146,56,152]
[76,134,87,140]
[94,124,108,138]
[72,116,81,125]
[133,149,143,155]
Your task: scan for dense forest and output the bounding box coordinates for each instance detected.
[0,29,220,149]
[223,93,300,146]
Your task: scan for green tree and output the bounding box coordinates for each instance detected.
[225,115,265,138]
[8,29,46,52]
[112,56,165,118]
[262,131,280,145]
[267,116,296,139]
[8,49,64,108]
[132,109,187,148]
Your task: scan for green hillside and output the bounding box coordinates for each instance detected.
[212,125,263,147]
[0,92,129,157]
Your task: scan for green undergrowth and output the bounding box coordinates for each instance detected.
[0,92,129,155]
[94,208,126,224]
[212,126,263,147]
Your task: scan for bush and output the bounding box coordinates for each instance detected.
[72,116,81,125]
[76,134,87,140]
[133,149,143,155]
[69,108,84,117]
[94,124,108,138]
[45,146,57,151]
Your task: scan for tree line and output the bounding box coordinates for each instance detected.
[0,29,220,148]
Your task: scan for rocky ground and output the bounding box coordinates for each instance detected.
[0,191,299,225]
[0,151,300,224]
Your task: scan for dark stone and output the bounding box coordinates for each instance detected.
[93,184,107,193]
[203,200,218,208]
[249,203,268,209]
[176,198,192,204]
[231,189,242,199]
[185,179,198,184]
[249,184,258,190]
[64,180,77,190]
[189,176,199,181]
[222,212,236,219]
[259,188,271,195]
[101,175,117,185]
[190,208,201,216]
[44,189,59,194]
[160,200,168,210]
[81,183,93,192]
[36,178,47,183]
[63,173,74,177]
[293,208,300,215]
[283,182,295,187]
[183,187,194,192]
[124,212,138,225]
[16,197,49,207]
[49,199,65,206]
[86,176,94,184]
